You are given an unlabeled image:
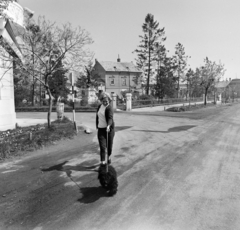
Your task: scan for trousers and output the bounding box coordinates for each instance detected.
[97,127,115,162]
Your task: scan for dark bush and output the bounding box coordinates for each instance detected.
[80,98,88,106]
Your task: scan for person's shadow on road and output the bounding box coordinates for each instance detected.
[78,186,108,204]
[41,161,109,203]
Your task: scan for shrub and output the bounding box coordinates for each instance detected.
[80,98,88,106]
[138,94,154,100]
[90,100,100,108]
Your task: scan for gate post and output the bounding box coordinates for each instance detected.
[126,93,132,111]
[112,93,117,111]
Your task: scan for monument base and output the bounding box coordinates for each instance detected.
[0,99,16,131]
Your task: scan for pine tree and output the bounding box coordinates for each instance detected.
[154,57,178,98]
[172,43,190,98]
[134,13,166,95]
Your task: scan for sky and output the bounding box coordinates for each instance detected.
[19,0,240,80]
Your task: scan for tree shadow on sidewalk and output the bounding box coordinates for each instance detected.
[132,125,196,133]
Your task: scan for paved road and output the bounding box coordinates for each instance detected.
[1,103,240,230]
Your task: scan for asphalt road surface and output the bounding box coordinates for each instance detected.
[1,103,240,230]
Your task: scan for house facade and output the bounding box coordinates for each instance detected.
[215,78,240,101]
[0,1,33,131]
[92,57,142,98]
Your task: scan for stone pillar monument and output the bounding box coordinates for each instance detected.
[0,1,33,131]
[126,93,132,111]
[0,62,16,131]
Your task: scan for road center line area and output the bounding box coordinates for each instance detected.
[1,103,240,230]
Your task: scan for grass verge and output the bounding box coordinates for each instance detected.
[0,116,77,161]
[165,103,216,112]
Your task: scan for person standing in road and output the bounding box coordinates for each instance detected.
[96,92,115,165]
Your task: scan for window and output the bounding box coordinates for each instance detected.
[109,76,115,85]
[122,78,127,86]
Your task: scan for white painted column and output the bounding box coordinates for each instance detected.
[219,93,222,102]
[0,59,16,131]
[126,93,132,111]
[111,93,117,111]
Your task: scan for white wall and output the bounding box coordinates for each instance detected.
[0,58,16,131]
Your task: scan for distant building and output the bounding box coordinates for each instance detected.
[92,56,142,98]
[215,78,240,101]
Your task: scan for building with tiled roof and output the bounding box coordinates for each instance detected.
[92,56,142,98]
[215,78,240,102]
[215,80,230,89]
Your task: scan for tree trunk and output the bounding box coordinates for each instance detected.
[46,87,53,128]
[32,82,35,106]
[147,31,151,95]
[204,88,208,105]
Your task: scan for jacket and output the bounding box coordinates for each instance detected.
[96,104,115,130]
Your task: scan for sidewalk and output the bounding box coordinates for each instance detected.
[131,101,211,112]
[16,101,212,127]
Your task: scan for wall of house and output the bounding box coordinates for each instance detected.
[228,80,240,97]
[105,71,141,97]
[0,58,16,131]
[216,80,240,99]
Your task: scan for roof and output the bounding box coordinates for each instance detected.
[215,81,230,88]
[229,79,240,84]
[97,61,142,73]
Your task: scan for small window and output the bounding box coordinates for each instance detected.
[122,78,126,86]
[110,78,115,85]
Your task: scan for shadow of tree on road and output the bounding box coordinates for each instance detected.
[115,126,132,132]
[132,125,196,133]
[41,161,99,173]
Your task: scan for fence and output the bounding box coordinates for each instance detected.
[131,97,203,109]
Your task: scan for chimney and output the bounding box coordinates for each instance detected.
[229,78,231,81]
[117,54,120,62]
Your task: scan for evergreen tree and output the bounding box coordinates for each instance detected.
[48,62,70,103]
[154,57,178,98]
[172,43,190,98]
[134,13,166,95]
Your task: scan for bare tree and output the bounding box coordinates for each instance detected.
[17,17,94,127]
[199,57,225,105]
[0,0,13,17]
